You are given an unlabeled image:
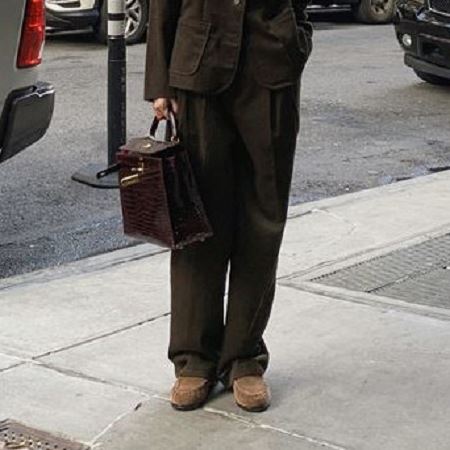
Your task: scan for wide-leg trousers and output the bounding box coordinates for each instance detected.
[169,57,301,388]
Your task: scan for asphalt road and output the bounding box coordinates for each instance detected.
[1,12,449,279]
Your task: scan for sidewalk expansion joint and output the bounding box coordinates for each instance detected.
[202,407,349,450]
[33,312,170,360]
[0,361,27,374]
[33,360,152,400]
[150,394,349,450]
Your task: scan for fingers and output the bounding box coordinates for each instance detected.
[153,98,179,121]
[153,98,169,121]
[155,110,166,121]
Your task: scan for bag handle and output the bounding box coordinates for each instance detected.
[150,111,179,142]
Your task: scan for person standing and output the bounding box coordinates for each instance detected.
[145,0,313,412]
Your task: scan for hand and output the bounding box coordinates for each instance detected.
[153,98,179,121]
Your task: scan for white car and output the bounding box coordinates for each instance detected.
[0,0,54,165]
[45,0,148,44]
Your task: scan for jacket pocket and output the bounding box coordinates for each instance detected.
[169,20,211,76]
[268,8,308,73]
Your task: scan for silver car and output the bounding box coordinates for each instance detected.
[0,0,54,164]
[45,0,149,45]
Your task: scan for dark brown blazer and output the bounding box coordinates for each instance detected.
[144,0,313,101]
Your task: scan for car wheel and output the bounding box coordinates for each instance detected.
[352,0,396,23]
[95,0,148,45]
[414,70,450,86]
[124,0,148,44]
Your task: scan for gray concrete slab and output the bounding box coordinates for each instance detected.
[0,252,169,357]
[206,285,450,450]
[279,171,450,278]
[94,397,325,450]
[0,363,146,444]
[36,282,450,450]
[41,316,173,395]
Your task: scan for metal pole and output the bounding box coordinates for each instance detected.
[107,0,126,166]
[71,0,126,188]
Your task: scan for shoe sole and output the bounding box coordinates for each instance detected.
[235,400,270,413]
[170,400,207,411]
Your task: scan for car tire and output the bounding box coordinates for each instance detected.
[95,0,148,45]
[414,70,450,86]
[352,0,396,23]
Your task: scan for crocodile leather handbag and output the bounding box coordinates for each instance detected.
[117,114,213,249]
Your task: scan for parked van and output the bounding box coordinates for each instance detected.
[0,0,55,164]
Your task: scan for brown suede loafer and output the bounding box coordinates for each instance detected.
[170,376,214,411]
[233,375,271,412]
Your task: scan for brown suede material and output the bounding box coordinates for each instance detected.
[223,357,266,389]
[233,376,271,412]
[170,376,214,410]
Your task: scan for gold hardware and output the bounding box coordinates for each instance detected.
[120,174,141,187]
[120,162,145,187]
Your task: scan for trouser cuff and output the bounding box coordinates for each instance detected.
[221,358,266,389]
[172,352,218,381]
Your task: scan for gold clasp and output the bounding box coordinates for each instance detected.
[120,174,140,187]
[120,162,145,187]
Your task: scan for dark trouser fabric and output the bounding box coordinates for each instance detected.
[169,51,300,388]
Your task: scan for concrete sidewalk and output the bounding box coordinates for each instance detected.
[2,172,450,449]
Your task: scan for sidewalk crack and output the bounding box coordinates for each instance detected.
[311,208,358,237]
[89,398,152,448]
[202,407,349,450]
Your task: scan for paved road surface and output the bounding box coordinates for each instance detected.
[0,12,449,278]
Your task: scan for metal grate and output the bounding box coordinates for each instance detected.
[310,233,450,309]
[429,0,450,15]
[0,420,89,450]
[377,268,450,309]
